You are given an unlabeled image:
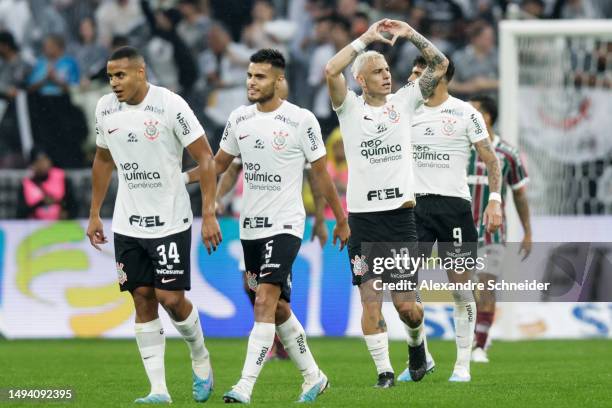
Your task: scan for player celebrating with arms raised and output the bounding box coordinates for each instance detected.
[407,57,502,382]
[87,46,221,404]
[215,49,349,404]
[325,19,448,387]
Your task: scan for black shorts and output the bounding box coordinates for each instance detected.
[348,207,418,287]
[114,227,191,292]
[415,195,478,264]
[241,234,301,302]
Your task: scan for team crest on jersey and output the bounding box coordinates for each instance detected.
[441,117,457,136]
[144,119,160,140]
[351,255,369,276]
[116,262,128,285]
[384,105,400,123]
[272,130,289,151]
[246,271,258,292]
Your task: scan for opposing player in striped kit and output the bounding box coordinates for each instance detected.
[468,95,531,363]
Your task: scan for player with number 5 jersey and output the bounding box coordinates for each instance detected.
[86,46,221,404]
[214,49,349,404]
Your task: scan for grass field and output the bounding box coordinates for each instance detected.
[1,338,611,407]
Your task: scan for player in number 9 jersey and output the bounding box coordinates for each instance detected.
[215,49,349,404]
[408,56,502,382]
[86,47,221,404]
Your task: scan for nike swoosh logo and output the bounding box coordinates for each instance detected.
[143,355,154,360]
[239,134,250,140]
[161,277,176,283]
[259,272,272,278]
[363,115,373,121]
[108,128,119,134]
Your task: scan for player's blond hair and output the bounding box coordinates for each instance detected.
[351,50,385,80]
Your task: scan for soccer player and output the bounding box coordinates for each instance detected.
[325,19,449,387]
[86,46,221,404]
[213,156,329,361]
[468,95,531,363]
[214,49,350,404]
[407,56,502,382]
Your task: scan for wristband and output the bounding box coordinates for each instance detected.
[489,192,502,203]
[182,172,190,185]
[351,39,366,53]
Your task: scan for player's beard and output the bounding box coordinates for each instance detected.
[247,85,275,104]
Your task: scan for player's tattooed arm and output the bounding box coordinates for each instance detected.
[377,319,387,330]
[382,20,448,99]
[474,138,501,194]
[326,20,394,108]
[475,138,503,232]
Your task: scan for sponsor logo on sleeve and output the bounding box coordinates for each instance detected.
[176,112,192,135]
[470,113,483,135]
[306,127,318,151]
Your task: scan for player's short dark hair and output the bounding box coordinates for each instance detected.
[0,30,18,51]
[412,55,454,83]
[250,48,286,70]
[108,46,143,62]
[469,95,498,125]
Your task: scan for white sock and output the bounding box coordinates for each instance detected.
[276,313,320,384]
[403,321,424,347]
[453,291,476,370]
[236,322,276,396]
[135,318,168,396]
[364,332,393,374]
[171,306,210,379]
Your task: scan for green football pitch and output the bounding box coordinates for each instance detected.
[1,338,610,407]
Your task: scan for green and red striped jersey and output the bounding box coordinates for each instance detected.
[467,135,528,244]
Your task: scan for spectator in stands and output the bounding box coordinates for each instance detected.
[200,23,251,152]
[95,0,144,48]
[324,127,347,219]
[21,0,69,57]
[241,0,276,50]
[550,0,607,19]
[16,147,77,219]
[308,15,352,139]
[27,34,87,168]
[0,30,30,168]
[520,0,547,19]
[177,0,212,55]
[71,16,108,86]
[450,20,498,100]
[140,0,198,96]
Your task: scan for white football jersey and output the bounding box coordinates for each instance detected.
[95,84,204,238]
[411,96,488,200]
[219,101,326,240]
[334,81,424,213]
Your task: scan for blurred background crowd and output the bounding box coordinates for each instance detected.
[0,0,610,219]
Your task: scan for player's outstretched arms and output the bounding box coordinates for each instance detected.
[309,157,350,250]
[382,20,448,99]
[87,147,114,250]
[325,19,395,109]
[474,138,503,233]
[187,137,222,254]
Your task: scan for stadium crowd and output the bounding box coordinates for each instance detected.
[0,0,610,218]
